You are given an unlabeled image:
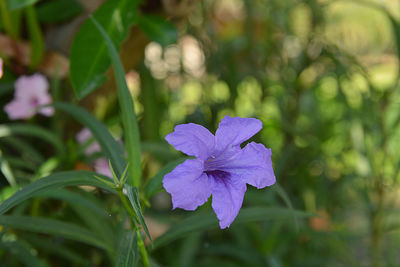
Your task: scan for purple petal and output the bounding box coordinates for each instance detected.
[4,99,35,120]
[219,142,276,189]
[215,116,262,154]
[211,174,247,229]
[165,123,215,160]
[94,158,112,177]
[15,74,49,100]
[163,159,212,210]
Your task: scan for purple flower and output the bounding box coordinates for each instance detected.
[4,74,54,120]
[94,158,112,177]
[163,116,276,229]
[76,128,101,155]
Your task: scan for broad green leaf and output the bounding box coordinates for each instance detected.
[36,0,82,23]
[126,185,151,242]
[0,240,43,267]
[6,0,38,10]
[0,123,64,156]
[0,170,115,215]
[144,158,186,198]
[70,0,138,98]
[137,15,178,46]
[25,5,44,68]
[89,16,142,187]
[0,215,112,251]
[153,207,312,249]
[53,102,126,176]
[115,231,138,267]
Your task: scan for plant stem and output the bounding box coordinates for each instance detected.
[136,228,150,267]
[371,180,384,267]
[117,187,150,267]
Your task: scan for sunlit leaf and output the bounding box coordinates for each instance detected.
[138,15,178,47]
[70,0,138,98]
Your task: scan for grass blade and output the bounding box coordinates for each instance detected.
[0,170,115,215]
[153,207,313,249]
[126,185,152,242]
[115,231,138,267]
[89,16,142,187]
[0,215,112,251]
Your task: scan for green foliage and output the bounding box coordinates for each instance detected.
[70,0,138,98]
[2,0,400,265]
[138,15,178,47]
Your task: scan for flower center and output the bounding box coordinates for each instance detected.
[30,97,39,107]
[204,170,230,180]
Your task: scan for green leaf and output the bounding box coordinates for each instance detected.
[53,102,126,176]
[144,158,186,198]
[6,0,38,10]
[0,215,112,251]
[0,170,115,215]
[0,240,43,267]
[36,0,83,23]
[24,235,89,266]
[0,151,17,186]
[25,5,44,68]
[70,0,138,98]
[37,188,109,217]
[0,123,64,156]
[137,15,178,46]
[89,16,142,187]
[153,207,312,249]
[115,231,138,267]
[273,183,299,231]
[126,185,151,242]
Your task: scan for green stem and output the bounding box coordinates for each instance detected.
[0,0,16,39]
[371,180,384,267]
[116,187,150,267]
[136,228,150,267]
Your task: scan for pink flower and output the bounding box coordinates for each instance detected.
[4,74,54,120]
[76,128,101,155]
[94,158,112,177]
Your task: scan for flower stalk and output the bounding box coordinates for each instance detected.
[116,186,150,267]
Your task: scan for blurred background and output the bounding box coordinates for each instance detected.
[2,0,400,266]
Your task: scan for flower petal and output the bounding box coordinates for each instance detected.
[218,142,276,189]
[211,174,247,229]
[4,99,35,120]
[163,159,212,210]
[15,74,49,100]
[165,123,215,160]
[215,116,262,154]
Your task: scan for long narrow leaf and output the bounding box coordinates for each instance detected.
[153,207,312,249]
[89,16,142,187]
[0,124,64,156]
[115,231,138,267]
[0,215,112,251]
[53,102,126,176]
[0,170,115,215]
[126,185,151,242]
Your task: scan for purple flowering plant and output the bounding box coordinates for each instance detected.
[163,115,276,228]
